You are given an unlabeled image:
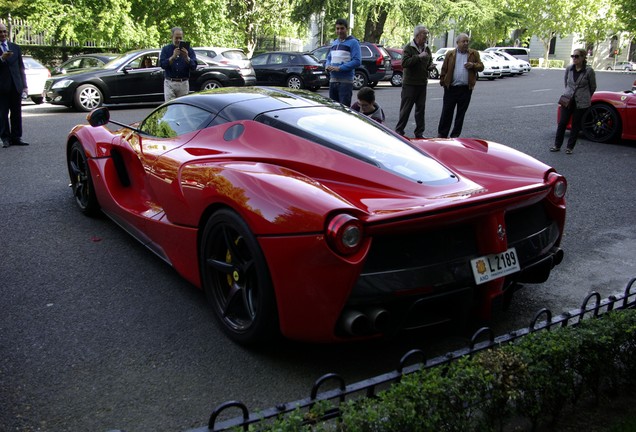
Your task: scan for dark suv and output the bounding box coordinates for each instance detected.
[310,42,392,90]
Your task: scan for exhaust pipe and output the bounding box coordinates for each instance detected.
[552,248,564,266]
[366,307,391,333]
[341,310,371,336]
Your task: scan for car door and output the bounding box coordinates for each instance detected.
[251,53,273,84]
[104,51,164,102]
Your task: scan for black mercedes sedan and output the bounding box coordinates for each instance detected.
[45,48,245,111]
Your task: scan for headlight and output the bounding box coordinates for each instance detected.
[51,79,74,90]
[326,213,364,256]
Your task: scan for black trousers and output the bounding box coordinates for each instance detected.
[554,101,586,150]
[395,84,427,137]
[437,85,472,138]
[0,87,22,141]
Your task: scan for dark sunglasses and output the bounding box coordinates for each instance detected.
[570,54,581,59]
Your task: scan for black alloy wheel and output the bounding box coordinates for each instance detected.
[68,140,100,216]
[582,103,622,143]
[200,209,278,345]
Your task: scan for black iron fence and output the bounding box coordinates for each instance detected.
[187,278,636,432]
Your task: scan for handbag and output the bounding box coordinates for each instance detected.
[558,94,572,108]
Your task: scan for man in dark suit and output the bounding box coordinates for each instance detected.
[0,22,29,148]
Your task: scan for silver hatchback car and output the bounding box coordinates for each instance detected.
[193,47,256,85]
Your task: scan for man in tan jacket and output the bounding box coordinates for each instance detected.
[437,33,483,138]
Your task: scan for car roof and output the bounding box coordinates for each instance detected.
[168,86,327,119]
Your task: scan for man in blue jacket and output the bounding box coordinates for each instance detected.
[325,18,361,106]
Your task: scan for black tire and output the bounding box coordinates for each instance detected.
[31,95,44,104]
[201,79,222,90]
[390,72,403,87]
[74,84,103,112]
[353,71,367,90]
[200,209,279,345]
[582,103,622,143]
[68,140,100,216]
[286,75,303,89]
[428,68,440,79]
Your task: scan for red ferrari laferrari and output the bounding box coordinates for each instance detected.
[581,80,636,142]
[67,87,567,344]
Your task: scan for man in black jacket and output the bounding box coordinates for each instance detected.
[0,22,29,148]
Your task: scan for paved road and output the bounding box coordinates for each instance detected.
[1,69,635,432]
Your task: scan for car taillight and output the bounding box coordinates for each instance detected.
[376,57,383,66]
[326,213,364,256]
[304,65,319,71]
[547,172,567,202]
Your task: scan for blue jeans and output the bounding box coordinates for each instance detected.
[329,81,354,106]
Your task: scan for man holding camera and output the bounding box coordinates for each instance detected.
[160,27,197,101]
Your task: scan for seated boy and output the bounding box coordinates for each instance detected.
[350,86,385,124]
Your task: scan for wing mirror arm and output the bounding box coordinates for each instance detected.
[86,107,143,133]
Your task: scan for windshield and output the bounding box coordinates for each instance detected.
[255,107,456,185]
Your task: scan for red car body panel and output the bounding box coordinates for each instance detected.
[559,86,636,142]
[589,90,636,141]
[68,89,566,342]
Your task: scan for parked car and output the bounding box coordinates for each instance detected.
[386,47,438,84]
[66,87,567,344]
[44,48,244,111]
[386,47,403,86]
[250,51,327,90]
[433,47,454,57]
[23,56,50,104]
[477,52,502,80]
[488,51,522,75]
[429,54,446,79]
[51,53,118,76]
[193,47,256,85]
[310,41,392,89]
[485,47,530,62]
[574,82,636,143]
[605,61,635,71]
[492,50,531,74]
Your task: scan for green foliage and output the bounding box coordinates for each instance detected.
[256,309,636,432]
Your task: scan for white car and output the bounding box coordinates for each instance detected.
[193,47,256,85]
[477,52,502,80]
[429,53,446,79]
[433,47,453,57]
[483,51,514,76]
[23,56,50,104]
[492,50,531,74]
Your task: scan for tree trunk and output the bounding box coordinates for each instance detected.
[363,5,389,43]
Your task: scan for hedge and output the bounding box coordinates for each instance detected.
[247,309,636,432]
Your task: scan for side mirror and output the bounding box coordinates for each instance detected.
[87,107,110,127]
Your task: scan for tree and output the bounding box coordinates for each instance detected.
[510,0,584,65]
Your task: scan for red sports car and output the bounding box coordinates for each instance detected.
[580,81,636,142]
[67,87,567,344]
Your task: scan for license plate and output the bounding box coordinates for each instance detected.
[470,248,520,285]
[319,74,326,79]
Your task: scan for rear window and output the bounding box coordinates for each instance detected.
[222,50,248,61]
[24,57,46,69]
[503,48,529,56]
[254,106,456,185]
